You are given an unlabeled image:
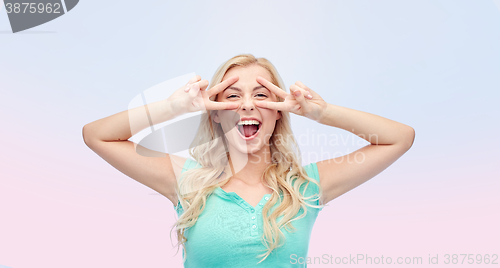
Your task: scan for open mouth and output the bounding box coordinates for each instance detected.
[236,119,261,139]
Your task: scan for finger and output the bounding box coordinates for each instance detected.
[290,84,312,99]
[290,85,309,108]
[188,83,200,98]
[291,88,312,99]
[256,76,289,99]
[206,101,240,111]
[197,79,210,91]
[206,76,239,97]
[255,101,287,111]
[186,79,209,93]
[187,75,201,85]
[295,81,317,96]
[185,76,200,92]
[292,81,312,99]
[294,80,309,89]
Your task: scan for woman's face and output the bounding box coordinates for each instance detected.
[214,64,281,155]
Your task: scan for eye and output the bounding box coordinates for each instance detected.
[227,94,239,99]
[255,93,267,98]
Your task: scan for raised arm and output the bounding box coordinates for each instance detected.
[254,77,415,205]
[315,103,415,204]
[82,75,240,206]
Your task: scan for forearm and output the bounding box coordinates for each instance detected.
[318,103,414,146]
[83,99,177,143]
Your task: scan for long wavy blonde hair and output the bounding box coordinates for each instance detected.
[171,54,324,263]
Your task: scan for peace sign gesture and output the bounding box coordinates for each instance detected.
[254,76,327,122]
[167,75,240,117]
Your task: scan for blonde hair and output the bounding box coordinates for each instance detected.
[171,54,324,263]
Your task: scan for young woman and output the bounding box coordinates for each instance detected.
[83,54,415,267]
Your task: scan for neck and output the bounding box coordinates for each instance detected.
[225,145,273,186]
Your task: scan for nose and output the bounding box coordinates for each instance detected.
[239,97,255,111]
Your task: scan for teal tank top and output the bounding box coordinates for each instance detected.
[174,158,323,268]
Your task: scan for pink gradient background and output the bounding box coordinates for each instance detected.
[1,0,499,267]
[1,126,498,267]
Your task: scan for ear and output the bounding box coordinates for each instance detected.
[213,111,220,123]
[276,111,282,121]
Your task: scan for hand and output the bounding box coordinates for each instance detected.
[254,76,328,122]
[166,75,240,116]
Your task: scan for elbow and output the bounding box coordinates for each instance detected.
[82,124,94,148]
[402,126,415,150]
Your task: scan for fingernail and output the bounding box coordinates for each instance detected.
[184,85,190,92]
[306,94,312,99]
[294,90,301,97]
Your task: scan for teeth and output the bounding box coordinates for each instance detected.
[237,120,260,126]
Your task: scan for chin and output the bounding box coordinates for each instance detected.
[224,129,268,156]
[229,139,264,155]
[239,144,265,155]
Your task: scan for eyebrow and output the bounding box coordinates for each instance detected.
[224,85,269,93]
